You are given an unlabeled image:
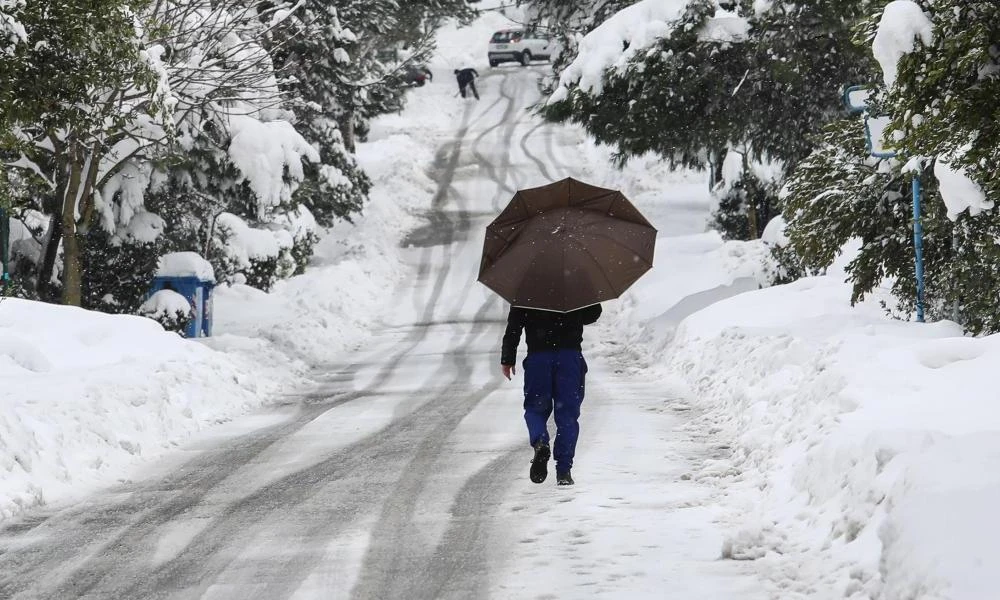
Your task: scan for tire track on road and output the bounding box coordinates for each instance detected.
[520,121,556,181]
[0,90,490,600]
[0,67,559,600]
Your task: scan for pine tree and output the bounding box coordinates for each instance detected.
[781,0,1000,332]
[267,1,473,226]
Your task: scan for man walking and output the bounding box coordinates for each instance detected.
[454,67,480,100]
[501,303,602,486]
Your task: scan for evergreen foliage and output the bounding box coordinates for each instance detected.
[0,0,472,317]
[81,229,164,314]
[541,0,876,240]
[877,0,1000,199]
[781,0,1000,332]
[517,0,638,74]
[779,119,943,311]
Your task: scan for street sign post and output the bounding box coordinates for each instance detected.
[0,207,9,295]
[843,86,925,323]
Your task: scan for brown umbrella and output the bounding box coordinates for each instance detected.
[478,177,656,312]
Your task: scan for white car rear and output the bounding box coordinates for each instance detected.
[488,29,557,67]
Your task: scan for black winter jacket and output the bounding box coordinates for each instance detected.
[455,68,478,86]
[500,304,602,366]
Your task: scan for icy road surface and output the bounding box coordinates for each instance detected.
[0,68,763,599]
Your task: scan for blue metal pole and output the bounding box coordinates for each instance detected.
[0,207,9,294]
[912,174,925,323]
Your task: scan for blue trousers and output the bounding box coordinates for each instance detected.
[523,349,587,473]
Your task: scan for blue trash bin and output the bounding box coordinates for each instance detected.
[148,252,216,338]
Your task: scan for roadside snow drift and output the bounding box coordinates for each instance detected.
[0,299,273,521]
[634,275,1000,599]
[210,127,438,369]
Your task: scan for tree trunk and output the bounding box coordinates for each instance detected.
[340,107,356,154]
[59,142,101,307]
[60,146,85,306]
[708,148,726,192]
[742,152,759,239]
[37,216,62,301]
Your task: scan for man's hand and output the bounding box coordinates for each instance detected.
[502,364,516,380]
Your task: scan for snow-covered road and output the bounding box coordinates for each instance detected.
[0,66,762,599]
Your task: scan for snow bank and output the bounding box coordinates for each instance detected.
[934,157,993,220]
[211,132,434,367]
[872,0,933,88]
[156,251,216,282]
[0,298,273,521]
[636,275,1000,598]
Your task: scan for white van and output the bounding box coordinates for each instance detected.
[488,29,557,67]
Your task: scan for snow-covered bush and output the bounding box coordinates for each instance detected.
[711,151,783,241]
[81,229,164,314]
[213,213,296,291]
[271,206,321,275]
[138,289,192,335]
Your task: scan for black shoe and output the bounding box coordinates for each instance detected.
[556,470,574,486]
[530,442,550,484]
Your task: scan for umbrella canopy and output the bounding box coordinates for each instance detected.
[478,178,657,312]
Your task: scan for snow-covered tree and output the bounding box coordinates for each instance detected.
[0,0,332,307]
[779,118,951,316]
[315,1,472,152]
[542,0,875,239]
[874,0,999,205]
[0,0,159,304]
[266,0,473,225]
[0,0,475,310]
[517,0,638,73]
[264,4,372,226]
[780,0,1000,332]
[0,0,25,53]
[519,0,636,33]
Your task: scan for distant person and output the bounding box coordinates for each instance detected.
[501,303,602,486]
[454,67,479,100]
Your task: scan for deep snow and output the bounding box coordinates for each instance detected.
[1,2,996,599]
[0,299,276,521]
